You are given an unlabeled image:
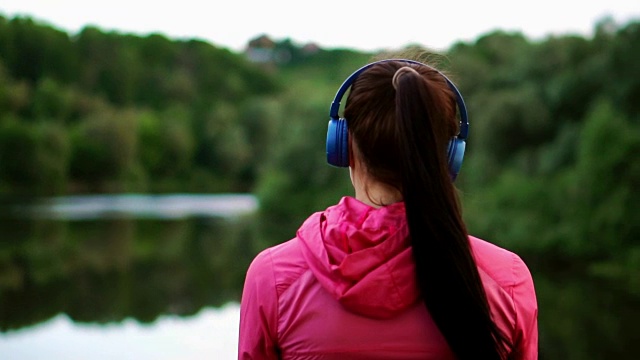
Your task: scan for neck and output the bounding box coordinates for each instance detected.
[351,168,402,208]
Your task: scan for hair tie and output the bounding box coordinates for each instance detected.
[392,66,420,90]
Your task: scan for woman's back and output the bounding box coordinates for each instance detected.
[239,197,537,359]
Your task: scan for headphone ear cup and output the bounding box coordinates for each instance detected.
[447,138,466,180]
[326,118,349,167]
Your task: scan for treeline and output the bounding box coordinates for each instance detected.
[0,14,638,276]
[0,15,281,195]
[445,20,640,277]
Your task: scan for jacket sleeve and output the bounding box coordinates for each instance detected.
[238,249,280,360]
[510,255,539,360]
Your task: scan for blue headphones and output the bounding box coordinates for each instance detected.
[326,59,469,181]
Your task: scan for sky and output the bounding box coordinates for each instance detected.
[0,1,639,53]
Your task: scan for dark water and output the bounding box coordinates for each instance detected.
[0,195,638,359]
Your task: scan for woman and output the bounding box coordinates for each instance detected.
[238,57,538,359]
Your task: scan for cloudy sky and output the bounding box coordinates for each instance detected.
[1,1,639,52]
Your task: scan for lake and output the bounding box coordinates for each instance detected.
[0,194,638,359]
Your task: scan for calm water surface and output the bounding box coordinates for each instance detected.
[0,194,638,359]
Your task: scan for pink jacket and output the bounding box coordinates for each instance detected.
[239,197,538,359]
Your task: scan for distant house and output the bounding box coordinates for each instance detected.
[245,35,277,63]
[245,35,322,65]
[302,42,320,55]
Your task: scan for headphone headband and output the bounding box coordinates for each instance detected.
[329,59,469,140]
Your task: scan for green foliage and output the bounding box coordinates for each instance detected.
[252,62,357,240]
[69,107,138,191]
[31,77,75,120]
[138,109,194,178]
[448,21,640,274]
[463,98,640,268]
[573,101,640,254]
[534,269,640,360]
[0,118,69,195]
[0,14,282,195]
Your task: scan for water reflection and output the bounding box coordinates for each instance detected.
[0,195,638,359]
[0,195,259,333]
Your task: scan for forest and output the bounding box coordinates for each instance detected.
[0,14,638,285]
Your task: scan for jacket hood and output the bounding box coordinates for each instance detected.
[297,196,419,319]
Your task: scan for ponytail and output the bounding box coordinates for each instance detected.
[393,66,509,359]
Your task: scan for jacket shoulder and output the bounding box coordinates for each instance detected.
[470,236,538,357]
[252,238,310,298]
[470,235,534,291]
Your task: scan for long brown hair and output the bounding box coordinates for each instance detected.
[344,59,510,359]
